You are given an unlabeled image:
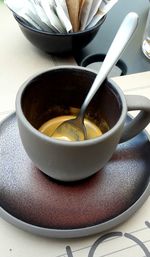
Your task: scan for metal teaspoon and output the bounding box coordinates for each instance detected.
[52,12,139,141]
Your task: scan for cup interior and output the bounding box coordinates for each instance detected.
[21,68,122,136]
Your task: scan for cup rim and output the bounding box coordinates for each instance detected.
[15,65,127,146]
[13,13,106,36]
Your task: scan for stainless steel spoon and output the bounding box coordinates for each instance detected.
[52,12,139,141]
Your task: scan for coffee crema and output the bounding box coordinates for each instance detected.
[39,115,104,141]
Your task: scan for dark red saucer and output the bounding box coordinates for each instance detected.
[0,113,150,238]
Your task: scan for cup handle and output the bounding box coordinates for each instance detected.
[120,95,150,143]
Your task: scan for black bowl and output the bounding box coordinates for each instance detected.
[14,14,106,55]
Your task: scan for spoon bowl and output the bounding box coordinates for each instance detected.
[51,115,86,141]
[52,12,139,141]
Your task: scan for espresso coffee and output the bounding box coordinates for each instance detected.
[39,115,106,141]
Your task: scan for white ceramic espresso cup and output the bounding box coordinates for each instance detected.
[16,66,150,181]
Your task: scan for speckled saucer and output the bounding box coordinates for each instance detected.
[0,113,150,238]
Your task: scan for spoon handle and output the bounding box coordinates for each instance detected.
[79,12,139,119]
